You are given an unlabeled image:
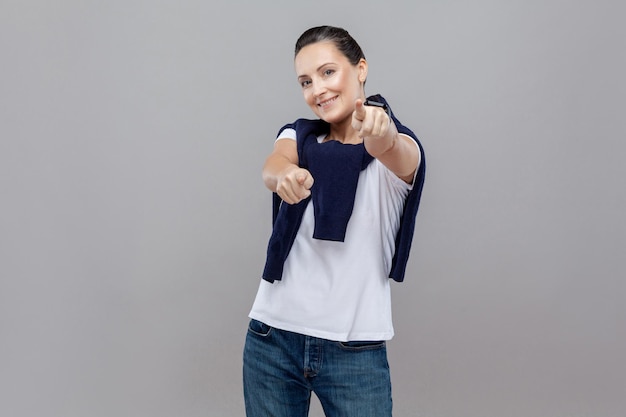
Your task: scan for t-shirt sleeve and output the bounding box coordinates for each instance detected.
[383,133,420,191]
[276,128,296,142]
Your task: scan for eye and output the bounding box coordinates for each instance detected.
[300,79,312,88]
[323,69,335,76]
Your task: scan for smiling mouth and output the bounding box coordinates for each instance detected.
[318,96,338,108]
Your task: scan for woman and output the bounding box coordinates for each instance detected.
[243,25,426,417]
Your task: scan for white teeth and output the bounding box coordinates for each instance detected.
[319,97,336,107]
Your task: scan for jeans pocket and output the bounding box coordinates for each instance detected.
[338,340,386,351]
[248,319,273,337]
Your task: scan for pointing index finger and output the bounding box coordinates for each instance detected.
[354,99,366,121]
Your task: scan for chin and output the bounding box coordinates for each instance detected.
[312,108,341,123]
[322,113,349,125]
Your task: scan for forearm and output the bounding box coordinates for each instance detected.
[262,153,296,192]
[365,128,420,184]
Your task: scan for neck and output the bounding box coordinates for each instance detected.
[327,117,361,144]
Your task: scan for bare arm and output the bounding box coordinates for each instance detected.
[262,138,314,204]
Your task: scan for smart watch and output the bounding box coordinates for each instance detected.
[363,99,391,118]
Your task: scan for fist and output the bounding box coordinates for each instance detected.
[276,166,314,204]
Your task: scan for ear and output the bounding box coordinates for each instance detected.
[357,58,368,84]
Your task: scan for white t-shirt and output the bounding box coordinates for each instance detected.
[249,129,415,342]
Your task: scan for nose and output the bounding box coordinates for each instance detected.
[312,79,327,98]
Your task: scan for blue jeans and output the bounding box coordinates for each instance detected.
[243,319,393,417]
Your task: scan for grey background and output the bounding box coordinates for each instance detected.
[1,1,624,416]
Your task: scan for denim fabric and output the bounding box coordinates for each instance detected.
[243,319,393,417]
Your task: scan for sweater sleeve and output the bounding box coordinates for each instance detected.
[367,94,426,282]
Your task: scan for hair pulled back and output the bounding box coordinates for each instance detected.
[295,25,365,65]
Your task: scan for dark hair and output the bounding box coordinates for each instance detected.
[295,25,365,65]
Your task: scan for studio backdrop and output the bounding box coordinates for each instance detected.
[1,1,624,416]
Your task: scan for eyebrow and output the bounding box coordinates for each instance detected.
[297,62,334,81]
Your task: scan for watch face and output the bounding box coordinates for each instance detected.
[364,99,385,108]
[364,99,390,117]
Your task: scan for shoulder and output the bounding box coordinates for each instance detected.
[276,128,296,141]
[276,118,329,139]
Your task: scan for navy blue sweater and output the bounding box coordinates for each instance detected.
[262,94,426,283]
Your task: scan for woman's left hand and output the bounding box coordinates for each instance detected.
[351,99,392,140]
[352,98,419,184]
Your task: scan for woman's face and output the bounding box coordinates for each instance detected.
[294,41,367,124]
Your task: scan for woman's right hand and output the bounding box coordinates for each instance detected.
[263,138,314,205]
[275,166,314,204]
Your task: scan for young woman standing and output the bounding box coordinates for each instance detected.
[243,25,426,417]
